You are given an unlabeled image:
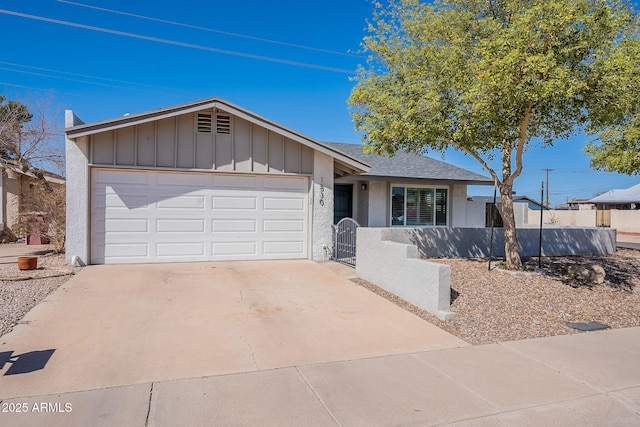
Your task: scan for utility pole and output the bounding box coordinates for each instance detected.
[541,168,553,207]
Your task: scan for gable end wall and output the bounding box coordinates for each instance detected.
[89,110,314,175]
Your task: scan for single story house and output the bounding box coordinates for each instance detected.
[0,162,65,237]
[587,183,640,210]
[64,97,492,265]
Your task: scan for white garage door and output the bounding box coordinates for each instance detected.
[91,169,309,264]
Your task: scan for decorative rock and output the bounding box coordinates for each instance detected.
[567,265,590,281]
[590,265,606,284]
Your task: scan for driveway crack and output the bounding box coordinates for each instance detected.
[145,382,154,426]
[238,290,259,370]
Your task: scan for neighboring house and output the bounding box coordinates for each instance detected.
[64,97,492,265]
[521,184,640,232]
[324,142,492,227]
[0,162,65,236]
[586,183,640,210]
[555,198,595,210]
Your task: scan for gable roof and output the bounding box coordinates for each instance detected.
[323,142,493,185]
[2,161,65,185]
[64,96,370,176]
[587,183,640,204]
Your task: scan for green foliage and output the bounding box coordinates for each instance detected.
[349,0,640,268]
[586,114,640,175]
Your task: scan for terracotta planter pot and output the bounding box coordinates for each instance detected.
[18,256,38,271]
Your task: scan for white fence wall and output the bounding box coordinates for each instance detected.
[527,209,640,233]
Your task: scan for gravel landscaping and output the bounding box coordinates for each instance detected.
[0,252,77,337]
[353,249,640,345]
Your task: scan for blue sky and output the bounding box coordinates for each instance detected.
[2,0,638,206]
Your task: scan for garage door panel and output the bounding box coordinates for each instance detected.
[94,192,147,209]
[104,243,149,258]
[263,219,304,232]
[263,176,307,191]
[156,243,205,257]
[105,219,149,233]
[212,196,257,210]
[263,197,305,211]
[91,169,308,264]
[157,219,205,233]
[157,195,206,209]
[212,219,257,233]
[156,171,206,187]
[94,169,150,185]
[212,242,257,256]
[263,241,306,255]
[212,174,257,189]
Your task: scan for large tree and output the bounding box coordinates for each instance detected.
[349,0,640,269]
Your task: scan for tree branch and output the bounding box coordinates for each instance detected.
[504,101,533,186]
[450,140,500,185]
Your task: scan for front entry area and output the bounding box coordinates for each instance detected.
[90,169,309,264]
[333,184,353,224]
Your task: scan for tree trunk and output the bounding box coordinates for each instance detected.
[498,184,523,269]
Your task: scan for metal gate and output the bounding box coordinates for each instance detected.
[332,218,360,267]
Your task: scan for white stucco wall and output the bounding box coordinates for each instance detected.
[528,209,597,227]
[356,228,453,320]
[450,184,468,227]
[312,152,334,260]
[611,210,640,233]
[513,202,528,226]
[65,111,89,265]
[465,200,486,227]
[368,181,388,227]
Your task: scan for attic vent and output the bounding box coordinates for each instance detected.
[197,113,212,133]
[216,115,231,134]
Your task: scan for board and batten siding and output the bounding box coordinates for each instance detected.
[89,110,315,174]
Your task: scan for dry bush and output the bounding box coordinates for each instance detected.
[14,181,66,252]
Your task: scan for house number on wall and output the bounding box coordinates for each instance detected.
[319,177,325,206]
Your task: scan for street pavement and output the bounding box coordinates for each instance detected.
[618,233,640,250]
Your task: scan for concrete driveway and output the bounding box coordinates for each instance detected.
[0,260,466,399]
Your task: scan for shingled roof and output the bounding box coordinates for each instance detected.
[323,142,493,185]
[587,183,640,204]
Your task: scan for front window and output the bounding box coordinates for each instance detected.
[391,186,448,226]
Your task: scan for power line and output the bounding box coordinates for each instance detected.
[57,0,363,59]
[0,81,95,98]
[0,61,189,92]
[0,9,355,74]
[0,66,176,95]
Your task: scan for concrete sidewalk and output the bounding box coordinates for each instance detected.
[1,326,639,426]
